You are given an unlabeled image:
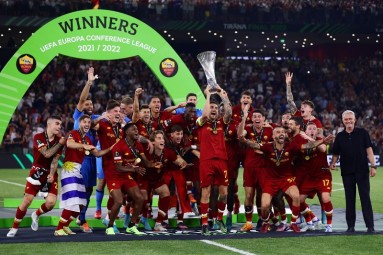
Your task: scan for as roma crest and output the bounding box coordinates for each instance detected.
[160,58,178,77]
[16,54,36,74]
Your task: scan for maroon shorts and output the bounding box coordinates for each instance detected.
[199,159,229,188]
[106,174,137,194]
[25,165,58,196]
[262,176,297,197]
[137,178,166,193]
[243,166,265,188]
[299,172,332,199]
[25,179,59,196]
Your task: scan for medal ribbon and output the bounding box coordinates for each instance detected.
[212,121,217,133]
[78,129,88,145]
[109,121,120,140]
[145,121,152,135]
[252,126,264,143]
[154,151,164,163]
[273,143,285,164]
[125,138,140,160]
[44,131,57,149]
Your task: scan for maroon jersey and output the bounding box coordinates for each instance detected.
[165,139,191,171]
[163,113,195,132]
[293,111,323,131]
[33,132,63,169]
[197,117,228,161]
[243,125,273,168]
[261,140,304,178]
[299,139,329,178]
[150,111,173,130]
[188,125,199,146]
[223,119,238,145]
[64,130,93,164]
[231,105,253,125]
[112,139,145,179]
[135,119,154,139]
[290,134,310,164]
[141,148,178,182]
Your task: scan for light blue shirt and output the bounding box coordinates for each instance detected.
[175,107,203,117]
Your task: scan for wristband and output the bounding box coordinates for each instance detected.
[370,166,377,169]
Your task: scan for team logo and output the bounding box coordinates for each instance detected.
[16,54,36,74]
[160,58,178,77]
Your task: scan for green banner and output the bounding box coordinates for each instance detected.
[0,9,204,144]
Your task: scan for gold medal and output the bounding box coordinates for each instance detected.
[213,130,218,134]
[134,158,141,164]
[85,150,90,156]
[276,161,280,166]
[305,156,310,160]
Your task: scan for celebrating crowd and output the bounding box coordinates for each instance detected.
[5,63,377,238]
[3,54,383,158]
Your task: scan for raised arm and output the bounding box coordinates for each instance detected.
[164,102,187,113]
[285,72,297,114]
[218,89,232,124]
[199,86,212,123]
[237,103,250,138]
[132,88,143,123]
[77,67,96,112]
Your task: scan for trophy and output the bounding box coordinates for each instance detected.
[197,51,221,92]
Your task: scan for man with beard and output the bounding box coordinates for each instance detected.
[131,88,156,228]
[55,115,113,236]
[229,90,254,214]
[109,123,159,235]
[237,106,273,232]
[240,125,334,233]
[138,130,189,231]
[133,88,155,139]
[197,86,232,235]
[72,67,102,232]
[288,116,323,231]
[7,116,65,237]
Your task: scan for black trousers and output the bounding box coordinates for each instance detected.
[342,172,374,228]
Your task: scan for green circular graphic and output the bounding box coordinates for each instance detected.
[0,9,204,143]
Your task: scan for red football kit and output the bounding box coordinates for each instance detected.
[197,117,229,188]
[25,132,63,196]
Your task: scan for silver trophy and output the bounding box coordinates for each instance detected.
[197,51,221,92]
